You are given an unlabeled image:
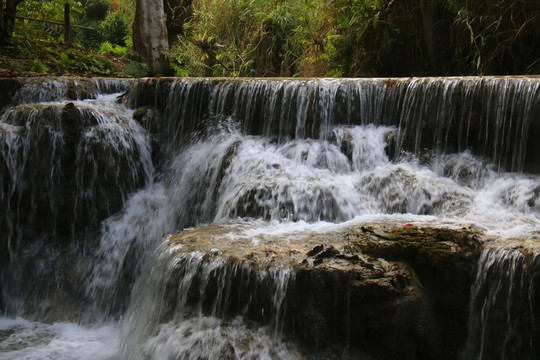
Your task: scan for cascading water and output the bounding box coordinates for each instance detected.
[463,246,540,360]
[0,78,152,357]
[126,77,540,173]
[120,243,297,360]
[0,76,538,359]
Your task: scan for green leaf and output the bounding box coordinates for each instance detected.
[372,12,379,29]
[410,268,424,290]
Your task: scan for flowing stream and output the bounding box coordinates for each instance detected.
[0,77,539,359]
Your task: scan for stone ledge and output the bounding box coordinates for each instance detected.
[165,221,484,360]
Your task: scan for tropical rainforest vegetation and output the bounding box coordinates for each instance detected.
[0,0,539,77]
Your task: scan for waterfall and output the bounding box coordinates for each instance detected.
[0,80,152,317]
[120,241,297,360]
[463,246,540,360]
[10,77,131,105]
[0,76,538,359]
[125,77,540,173]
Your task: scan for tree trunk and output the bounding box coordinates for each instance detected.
[420,0,440,74]
[0,0,21,46]
[0,1,3,32]
[133,0,170,75]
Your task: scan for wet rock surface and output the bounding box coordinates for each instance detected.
[166,221,484,360]
[345,224,483,359]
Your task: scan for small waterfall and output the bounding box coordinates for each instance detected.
[120,240,296,360]
[125,77,540,173]
[11,77,131,105]
[463,246,540,360]
[0,84,152,317]
[86,127,244,315]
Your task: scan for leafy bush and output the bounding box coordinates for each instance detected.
[30,59,49,73]
[72,20,104,50]
[99,41,128,57]
[14,1,86,42]
[85,0,110,20]
[172,0,539,76]
[118,60,150,78]
[5,0,539,77]
[444,0,540,75]
[100,12,130,46]
[171,0,318,77]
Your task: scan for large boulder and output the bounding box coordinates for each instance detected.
[130,221,483,359]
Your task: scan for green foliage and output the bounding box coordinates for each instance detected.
[99,41,128,57]
[0,37,122,76]
[100,12,129,46]
[15,1,86,42]
[322,0,389,76]
[169,51,201,77]
[72,19,103,49]
[0,59,24,74]
[169,0,539,77]
[172,0,320,77]
[118,60,150,78]
[84,0,110,21]
[13,0,134,50]
[443,0,540,74]
[115,0,137,24]
[170,0,422,77]
[3,0,539,77]
[17,0,85,22]
[30,58,49,73]
[124,34,133,49]
[78,53,114,74]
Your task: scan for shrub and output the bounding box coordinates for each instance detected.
[100,12,130,46]
[118,60,150,78]
[99,41,128,57]
[85,0,110,21]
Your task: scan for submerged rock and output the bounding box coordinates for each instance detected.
[154,221,484,360]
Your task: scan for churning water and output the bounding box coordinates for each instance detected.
[0,317,119,360]
[0,77,539,359]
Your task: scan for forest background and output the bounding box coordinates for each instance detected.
[0,0,539,78]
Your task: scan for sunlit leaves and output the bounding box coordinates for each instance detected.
[18,0,84,22]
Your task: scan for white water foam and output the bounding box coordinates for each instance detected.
[0,317,119,360]
[119,242,297,360]
[134,316,299,360]
[86,122,539,307]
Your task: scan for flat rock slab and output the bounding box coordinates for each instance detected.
[170,221,482,266]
